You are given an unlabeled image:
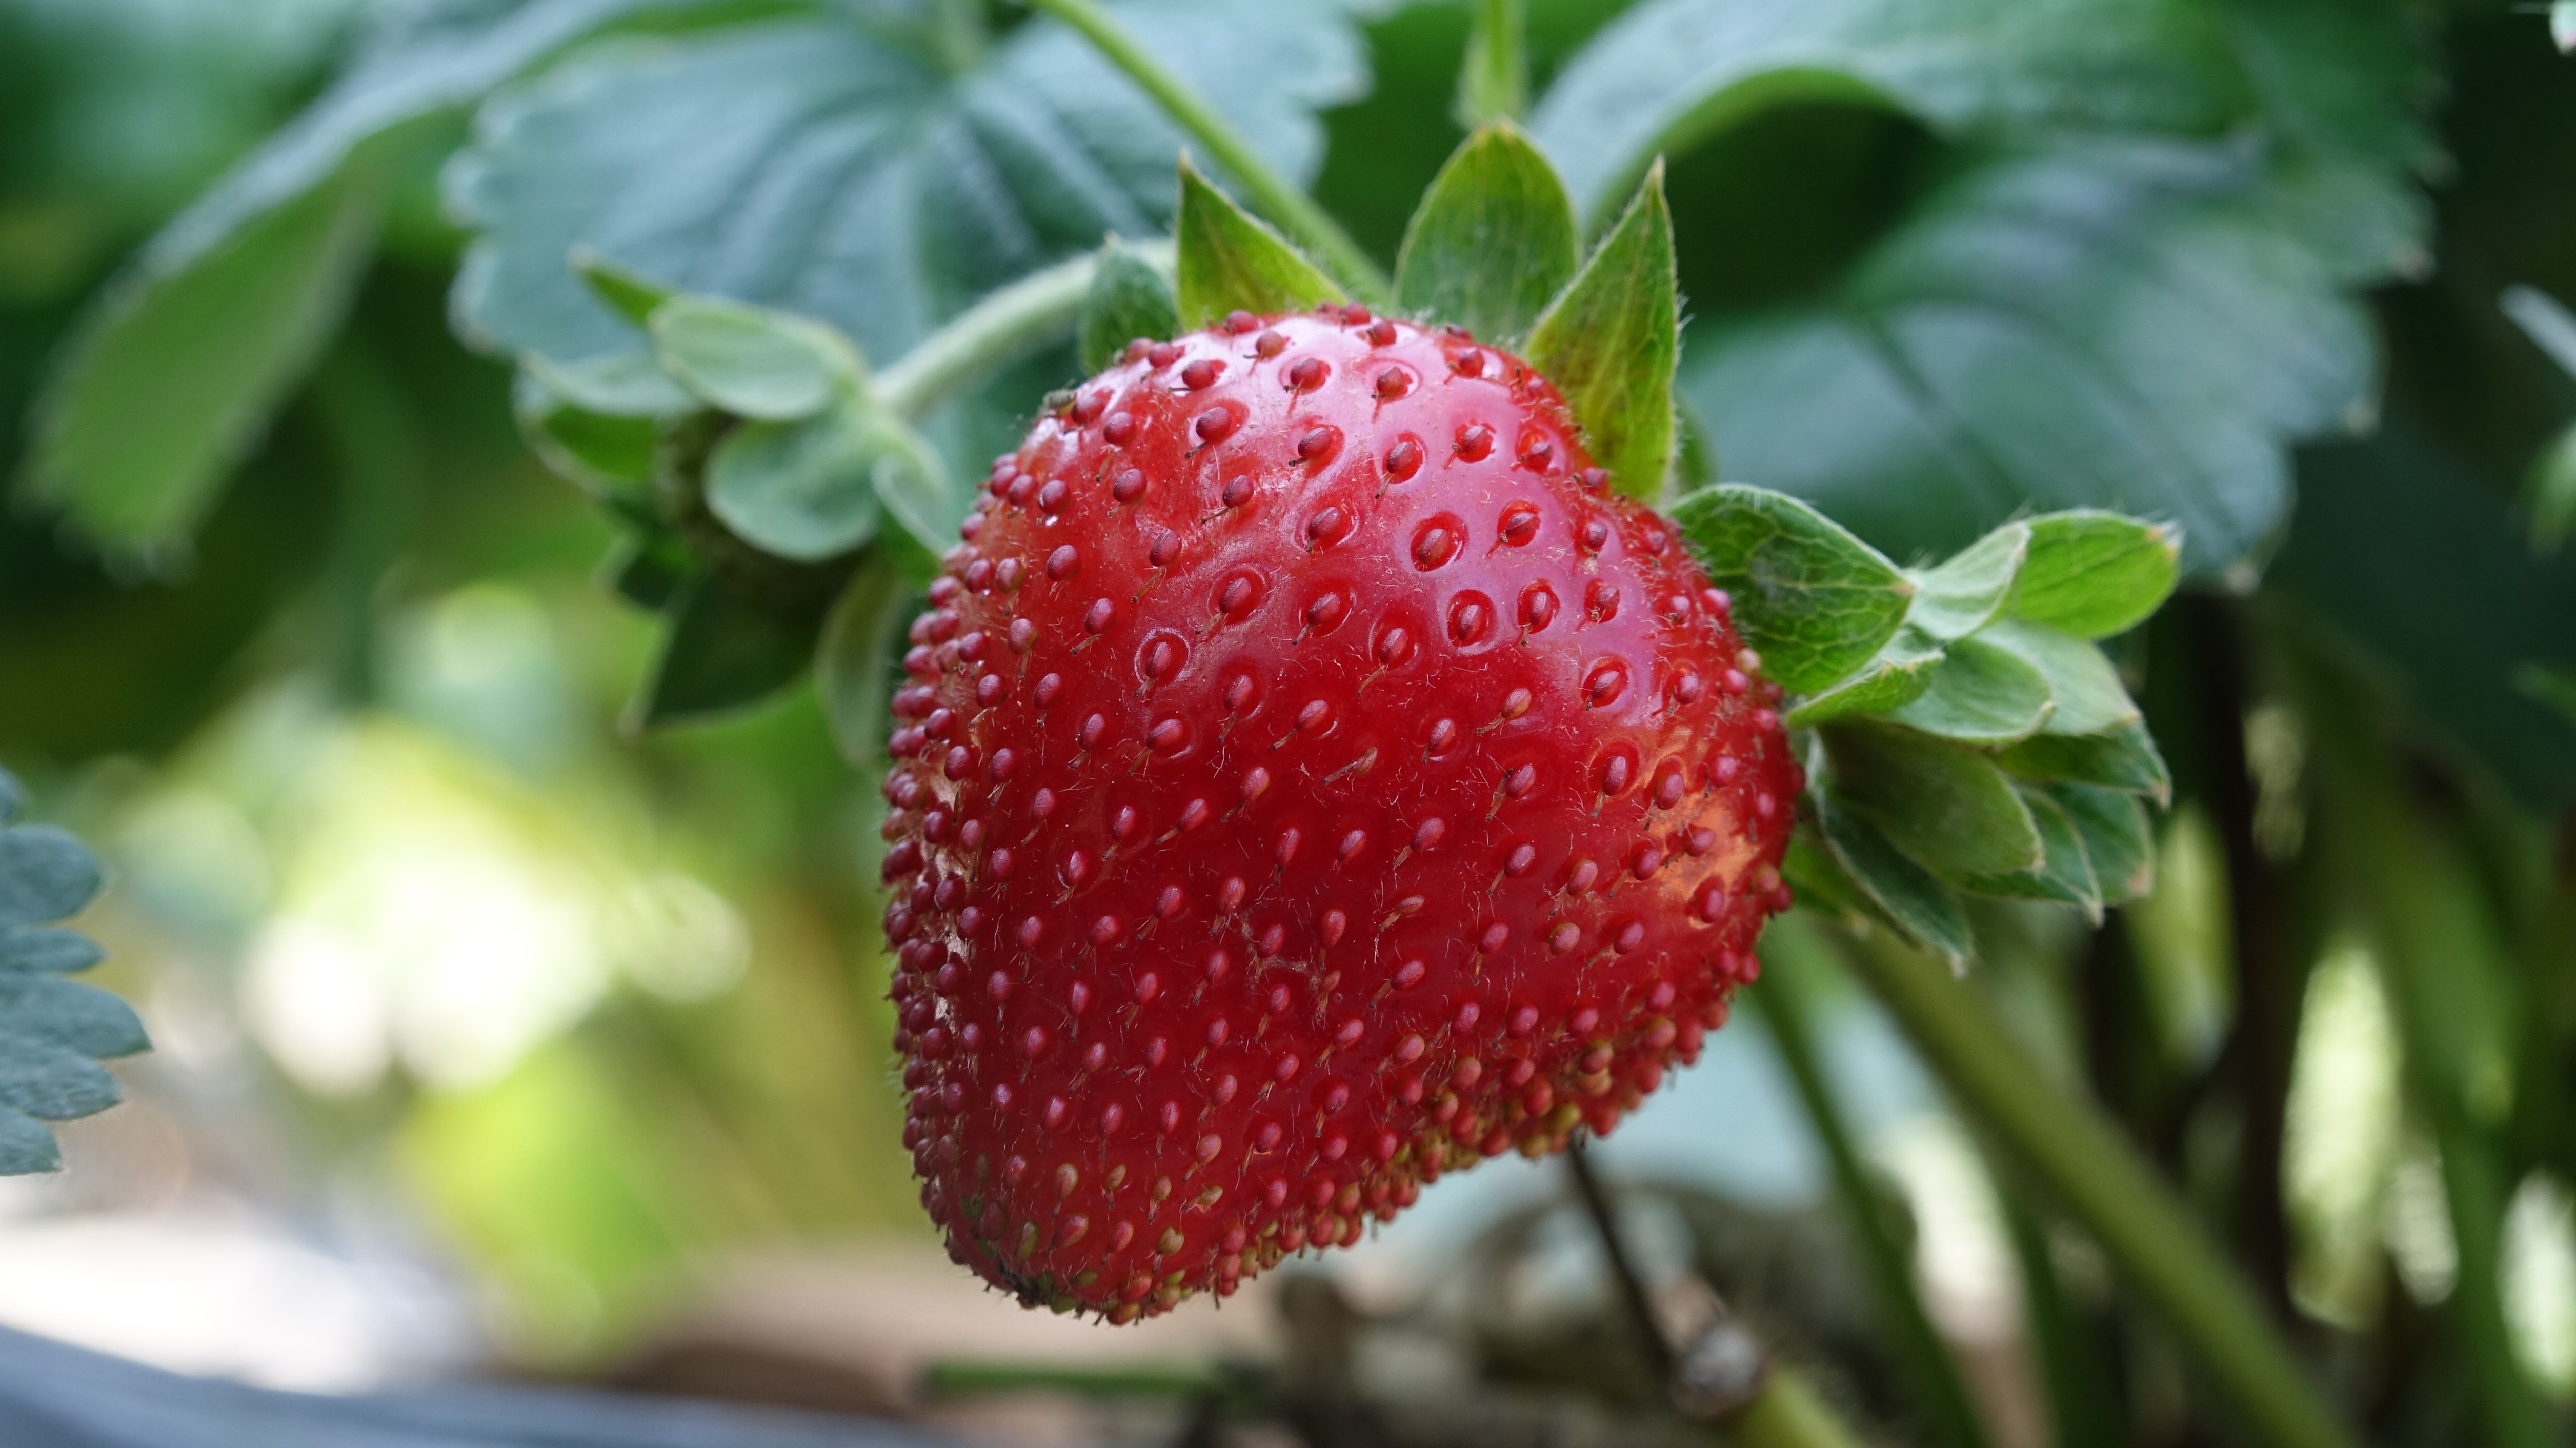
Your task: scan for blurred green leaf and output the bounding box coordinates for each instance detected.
[514,372,659,488]
[705,407,887,563]
[1174,159,1345,328]
[449,3,1367,372]
[521,351,695,418]
[2526,424,2576,555]
[1965,782,2099,918]
[1455,0,1529,128]
[1809,791,1971,960]
[1996,721,2172,805]
[2046,780,2152,903]
[1822,721,2042,883]
[1979,618,2137,736]
[1078,238,1180,373]
[0,929,106,976]
[1521,162,1677,501]
[574,244,675,327]
[0,828,102,929]
[651,296,861,421]
[0,1033,118,1125]
[1905,521,2026,640]
[24,169,385,551]
[0,978,147,1061]
[1673,485,1913,692]
[868,418,966,557]
[602,531,692,612]
[1684,140,2377,573]
[1395,122,1578,345]
[818,566,910,769]
[632,576,823,729]
[1886,635,2054,744]
[2009,511,2182,637]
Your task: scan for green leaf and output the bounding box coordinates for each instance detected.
[573,245,675,327]
[602,531,694,613]
[1175,158,1346,329]
[1996,722,2173,806]
[513,371,658,488]
[1964,783,2101,921]
[1531,0,2241,221]
[1979,619,2139,737]
[2275,432,2576,812]
[1821,722,2042,885]
[2527,423,2576,555]
[0,1111,61,1176]
[1886,635,2055,744]
[0,979,148,1061]
[1906,521,2027,640]
[631,576,826,730]
[0,929,106,976]
[1671,485,1913,692]
[1079,238,1181,374]
[818,566,910,769]
[1810,789,1973,961]
[650,296,862,421]
[1785,628,1943,728]
[868,418,967,557]
[1395,122,1580,346]
[0,1031,120,1122]
[451,5,1367,370]
[0,828,103,928]
[2011,511,2182,638]
[521,351,695,419]
[23,168,386,552]
[706,405,893,563]
[1682,140,2378,574]
[2047,781,2154,903]
[1521,162,1679,502]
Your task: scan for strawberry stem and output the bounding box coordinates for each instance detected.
[1835,927,2359,1448]
[1025,0,1393,304]
[875,243,1171,421]
[1457,0,1528,126]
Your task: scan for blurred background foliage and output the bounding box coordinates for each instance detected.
[0,0,2573,1445]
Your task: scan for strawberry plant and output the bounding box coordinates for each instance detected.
[6,2,2576,1447]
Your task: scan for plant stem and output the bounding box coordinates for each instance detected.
[1731,1369,1871,1448]
[1835,930,2358,1448]
[1751,940,1990,1448]
[1457,0,1528,126]
[874,243,1170,421]
[1024,0,1392,304]
[1565,1137,1677,1387]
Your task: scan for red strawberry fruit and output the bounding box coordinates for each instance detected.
[880,307,1796,1320]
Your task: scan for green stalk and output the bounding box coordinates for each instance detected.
[1457,0,1529,126]
[873,243,1169,421]
[1751,936,1990,1448]
[1836,931,2357,1448]
[1024,0,1392,304]
[1993,1168,2125,1448]
[2300,663,2556,1448]
[1730,1367,1871,1448]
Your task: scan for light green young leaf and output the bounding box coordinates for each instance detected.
[632,577,825,730]
[1979,618,2139,736]
[573,245,676,327]
[1965,783,2101,921]
[0,929,106,976]
[513,371,658,488]
[1907,522,2027,639]
[2047,781,2155,903]
[817,566,909,769]
[1810,791,1973,961]
[1395,122,1580,346]
[1175,158,1346,328]
[1671,485,1913,692]
[1821,722,2043,884]
[650,296,863,421]
[1521,161,1678,502]
[2011,511,2183,637]
[521,352,695,419]
[1785,628,1943,727]
[1079,238,1181,373]
[868,420,965,556]
[1886,635,2054,744]
[1995,720,2172,806]
[24,168,385,553]
[706,407,887,562]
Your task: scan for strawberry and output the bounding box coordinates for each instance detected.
[880,306,1796,1320]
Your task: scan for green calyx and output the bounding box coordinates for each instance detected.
[1153,123,1680,502]
[1674,487,2182,960]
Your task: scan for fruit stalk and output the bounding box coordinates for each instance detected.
[875,245,1172,423]
[1025,0,1392,303]
[1837,930,2357,1448]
